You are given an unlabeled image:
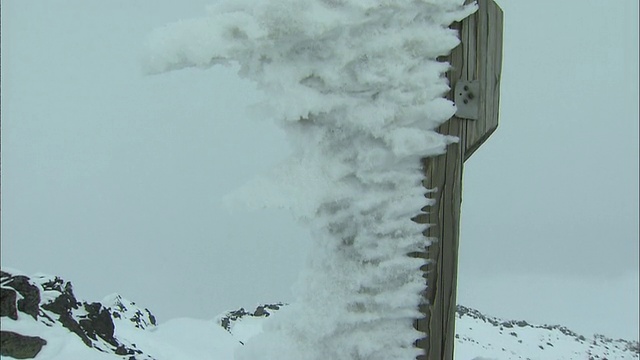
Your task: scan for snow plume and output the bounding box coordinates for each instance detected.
[146,1,476,359]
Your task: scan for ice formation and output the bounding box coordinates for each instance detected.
[145,1,476,358]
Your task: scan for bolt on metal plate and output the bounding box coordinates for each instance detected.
[454,80,480,120]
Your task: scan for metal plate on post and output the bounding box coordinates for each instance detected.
[454,80,480,120]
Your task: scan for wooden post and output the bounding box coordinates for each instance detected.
[413,1,503,359]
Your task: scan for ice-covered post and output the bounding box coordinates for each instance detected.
[412,1,503,359]
[144,0,501,359]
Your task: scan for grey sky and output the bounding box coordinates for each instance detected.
[1,0,638,342]
[457,0,639,341]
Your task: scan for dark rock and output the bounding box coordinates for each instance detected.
[220,303,286,332]
[146,309,156,326]
[1,288,18,320]
[38,279,92,346]
[78,302,117,346]
[107,295,156,330]
[130,310,145,329]
[5,276,40,320]
[39,311,56,326]
[41,282,79,315]
[115,344,134,355]
[0,331,47,359]
[253,303,282,317]
[59,312,93,347]
[253,306,268,317]
[220,308,251,331]
[1,270,159,360]
[112,298,128,313]
[40,276,66,292]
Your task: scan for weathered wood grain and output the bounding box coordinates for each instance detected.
[413,1,503,359]
[463,0,503,160]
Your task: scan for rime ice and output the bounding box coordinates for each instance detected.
[145,0,476,358]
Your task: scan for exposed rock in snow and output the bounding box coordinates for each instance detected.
[0,331,47,359]
[1,269,638,360]
[454,305,639,360]
[2,272,40,321]
[1,287,19,321]
[0,269,156,359]
[222,303,639,360]
[218,303,285,333]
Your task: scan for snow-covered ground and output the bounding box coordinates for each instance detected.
[2,269,638,360]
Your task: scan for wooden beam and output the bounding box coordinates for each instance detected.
[415,111,465,360]
[413,1,503,359]
[462,0,504,161]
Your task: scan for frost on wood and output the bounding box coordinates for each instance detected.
[146,0,476,359]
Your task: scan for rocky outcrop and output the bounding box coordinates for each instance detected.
[0,270,156,359]
[0,331,47,359]
[79,302,118,346]
[455,304,640,359]
[2,269,638,360]
[220,303,640,360]
[1,273,40,320]
[0,287,18,320]
[105,293,156,330]
[218,302,285,332]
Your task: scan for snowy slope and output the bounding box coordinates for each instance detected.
[454,306,639,360]
[2,269,638,360]
[220,304,640,360]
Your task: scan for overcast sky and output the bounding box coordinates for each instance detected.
[2,0,638,343]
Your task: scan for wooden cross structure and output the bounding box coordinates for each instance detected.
[413,1,504,359]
